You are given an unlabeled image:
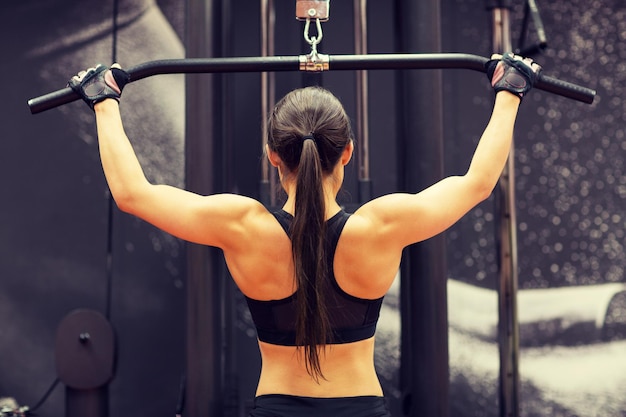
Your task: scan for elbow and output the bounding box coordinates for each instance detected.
[467,174,498,203]
[110,183,145,215]
[111,189,136,214]
[476,184,495,203]
[106,177,152,215]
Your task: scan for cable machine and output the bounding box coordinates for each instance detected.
[26,1,595,417]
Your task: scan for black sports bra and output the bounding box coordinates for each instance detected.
[244,209,384,346]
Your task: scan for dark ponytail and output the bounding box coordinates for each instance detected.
[267,87,353,380]
[292,136,330,379]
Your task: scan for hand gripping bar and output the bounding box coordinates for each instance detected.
[27,53,596,114]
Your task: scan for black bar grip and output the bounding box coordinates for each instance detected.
[28,87,78,114]
[129,56,300,81]
[27,56,301,114]
[27,53,596,114]
[330,53,487,71]
[332,54,596,104]
[534,75,595,104]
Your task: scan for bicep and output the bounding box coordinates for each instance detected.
[355,175,489,248]
[119,183,263,248]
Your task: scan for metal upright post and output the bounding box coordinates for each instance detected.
[486,1,521,416]
[354,0,372,203]
[185,0,226,416]
[395,1,448,417]
[260,0,277,207]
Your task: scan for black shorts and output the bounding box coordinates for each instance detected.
[249,394,392,417]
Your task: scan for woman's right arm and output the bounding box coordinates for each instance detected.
[67,65,263,251]
[94,99,264,249]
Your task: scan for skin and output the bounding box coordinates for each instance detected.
[93,64,532,396]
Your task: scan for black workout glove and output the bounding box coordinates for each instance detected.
[485,52,541,101]
[68,63,130,110]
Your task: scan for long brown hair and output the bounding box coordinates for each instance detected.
[267,86,353,380]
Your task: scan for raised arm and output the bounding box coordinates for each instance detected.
[354,53,541,250]
[68,64,263,249]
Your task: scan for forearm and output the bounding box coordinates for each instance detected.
[466,91,520,192]
[94,99,149,210]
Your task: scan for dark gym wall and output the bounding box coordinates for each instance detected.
[1,1,186,416]
[2,1,625,417]
[440,1,626,416]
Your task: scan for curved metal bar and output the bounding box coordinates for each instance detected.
[27,53,596,114]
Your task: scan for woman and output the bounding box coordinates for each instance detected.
[68,52,540,417]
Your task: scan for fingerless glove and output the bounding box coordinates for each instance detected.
[68,64,130,110]
[485,52,541,101]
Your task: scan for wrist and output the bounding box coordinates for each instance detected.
[94,98,120,113]
[495,90,521,107]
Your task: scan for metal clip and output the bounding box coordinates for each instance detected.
[299,51,329,72]
[296,0,330,22]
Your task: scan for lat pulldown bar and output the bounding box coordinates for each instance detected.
[28,53,596,114]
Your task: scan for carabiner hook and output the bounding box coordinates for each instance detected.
[303,17,323,47]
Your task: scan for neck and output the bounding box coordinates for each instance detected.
[281,177,342,218]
